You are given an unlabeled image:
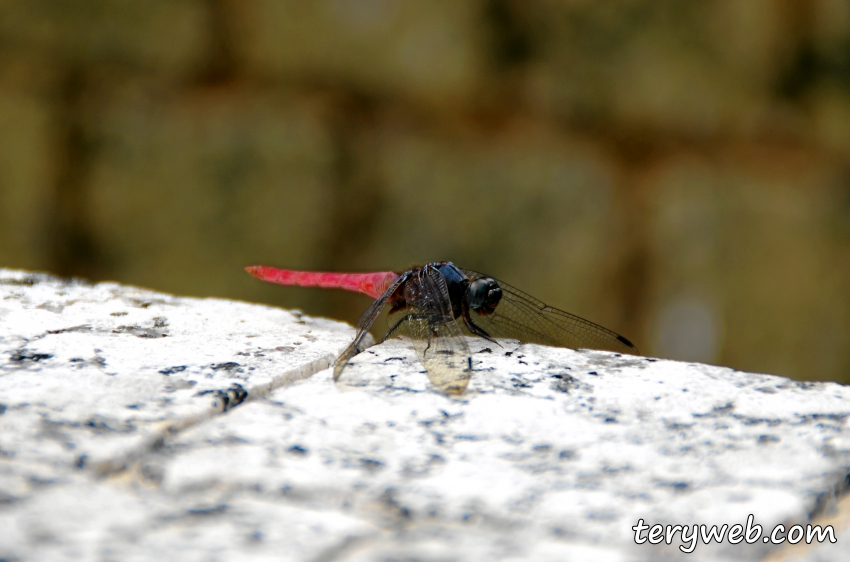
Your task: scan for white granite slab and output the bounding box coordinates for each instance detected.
[1,268,848,561]
[0,268,358,478]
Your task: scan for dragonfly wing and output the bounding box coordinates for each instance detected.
[389,266,472,394]
[459,268,638,354]
[333,275,407,381]
[411,319,471,395]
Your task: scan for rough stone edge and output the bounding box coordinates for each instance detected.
[0,268,350,479]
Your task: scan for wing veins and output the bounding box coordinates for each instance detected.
[460,268,637,353]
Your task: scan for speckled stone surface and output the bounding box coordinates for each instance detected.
[1,268,848,561]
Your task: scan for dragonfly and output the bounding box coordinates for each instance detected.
[246,262,637,394]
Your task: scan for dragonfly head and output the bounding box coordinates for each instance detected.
[467,278,502,315]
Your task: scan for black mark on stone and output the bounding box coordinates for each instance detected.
[384,357,405,362]
[550,372,579,393]
[210,362,241,372]
[0,276,40,286]
[758,435,780,444]
[288,444,308,456]
[659,481,689,492]
[84,416,135,433]
[9,351,53,363]
[665,421,694,431]
[187,504,228,516]
[198,383,247,411]
[152,317,168,328]
[796,412,849,424]
[360,458,385,471]
[159,365,187,376]
[588,371,598,376]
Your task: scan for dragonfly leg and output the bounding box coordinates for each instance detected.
[462,312,501,346]
[379,314,416,343]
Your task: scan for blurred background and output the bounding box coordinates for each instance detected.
[1,0,849,383]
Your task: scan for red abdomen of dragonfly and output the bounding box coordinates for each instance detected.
[245,265,400,299]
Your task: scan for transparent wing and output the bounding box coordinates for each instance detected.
[459,268,638,354]
[387,266,471,394]
[333,275,407,382]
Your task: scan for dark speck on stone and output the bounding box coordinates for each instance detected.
[604,417,617,423]
[187,504,228,516]
[211,362,240,371]
[758,435,780,444]
[159,366,187,375]
[588,371,598,376]
[0,276,40,286]
[360,458,385,469]
[288,444,308,455]
[9,351,53,363]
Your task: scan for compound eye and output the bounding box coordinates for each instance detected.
[467,278,502,314]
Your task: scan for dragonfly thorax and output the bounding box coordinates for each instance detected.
[467,277,502,316]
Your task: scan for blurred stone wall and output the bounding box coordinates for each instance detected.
[1,0,849,382]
